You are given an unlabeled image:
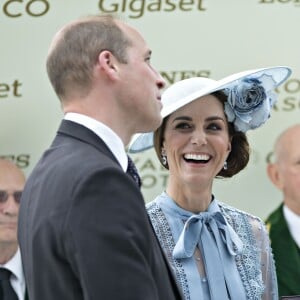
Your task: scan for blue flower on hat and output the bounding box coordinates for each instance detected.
[224,75,277,132]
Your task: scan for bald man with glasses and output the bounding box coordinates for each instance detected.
[0,159,28,300]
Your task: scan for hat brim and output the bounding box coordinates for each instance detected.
[128,66,291,153]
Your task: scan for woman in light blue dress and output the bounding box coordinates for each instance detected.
[129,67,292,300]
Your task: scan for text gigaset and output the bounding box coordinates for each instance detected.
[98,0,206,19]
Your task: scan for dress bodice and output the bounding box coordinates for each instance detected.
[147,192,278,300]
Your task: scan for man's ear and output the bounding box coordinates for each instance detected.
[267,163,283,190]
[98,50,119,79]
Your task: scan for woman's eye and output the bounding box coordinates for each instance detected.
[175,122,191,129]
[207,123,221,130]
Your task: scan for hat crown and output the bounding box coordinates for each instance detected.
[162,77,216,107]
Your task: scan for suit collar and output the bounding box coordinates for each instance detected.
[64,113,128,170]
[283,205,300,248]
[57,120,119,166]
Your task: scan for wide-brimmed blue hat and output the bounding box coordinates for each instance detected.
[128,66,291,153]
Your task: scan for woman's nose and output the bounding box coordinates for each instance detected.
[191,130,207,145]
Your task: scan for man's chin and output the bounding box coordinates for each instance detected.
[150,115,163,132]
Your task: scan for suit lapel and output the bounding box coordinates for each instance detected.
[56,119,119,166]
[268,205,300,294]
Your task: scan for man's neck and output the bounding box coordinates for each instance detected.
[0,244,18,264]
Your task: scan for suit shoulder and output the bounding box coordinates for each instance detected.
[265,203,283,225]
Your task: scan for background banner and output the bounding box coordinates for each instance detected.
[1,0,299,219]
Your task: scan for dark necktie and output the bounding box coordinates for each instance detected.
[127,155,141,188]
[0,268,18,300]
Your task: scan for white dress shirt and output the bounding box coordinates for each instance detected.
[64,113,128,171]
[0,248,26,300]
[283,204,300,248]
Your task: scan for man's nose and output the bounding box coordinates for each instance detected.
[2,195,19,216]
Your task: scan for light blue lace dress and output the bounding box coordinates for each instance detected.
[146,192,278,300]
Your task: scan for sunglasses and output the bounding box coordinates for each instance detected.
[0,190,22,204]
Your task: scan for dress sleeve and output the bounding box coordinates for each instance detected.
[249,217,279,300]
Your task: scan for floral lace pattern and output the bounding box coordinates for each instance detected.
[147,196,278,300]
[220,203,265,299]
[147,202,191,300]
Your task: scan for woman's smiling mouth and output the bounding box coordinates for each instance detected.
[183,153,211,164]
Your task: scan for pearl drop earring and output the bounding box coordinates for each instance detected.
[223,160,228,170]
[161,150,168,166]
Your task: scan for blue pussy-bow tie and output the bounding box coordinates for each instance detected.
[173,211,245,300]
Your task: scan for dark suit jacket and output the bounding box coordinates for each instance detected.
[266,204,300,297]
[18,120,182,300]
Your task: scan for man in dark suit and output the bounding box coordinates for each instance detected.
[18,15,182,300]
[0,159,28,300]
[266,124,300,297]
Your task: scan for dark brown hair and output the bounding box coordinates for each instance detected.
[153,91,250,178]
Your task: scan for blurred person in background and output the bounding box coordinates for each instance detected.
[266,124,300,298]
[0,158,27,300]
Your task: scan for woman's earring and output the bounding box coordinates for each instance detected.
[223,160,228,170]
[162,155,168,166]
[161,150,168,166]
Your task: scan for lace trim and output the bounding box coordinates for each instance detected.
[220,202,264,300]
[147,202,191,300]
